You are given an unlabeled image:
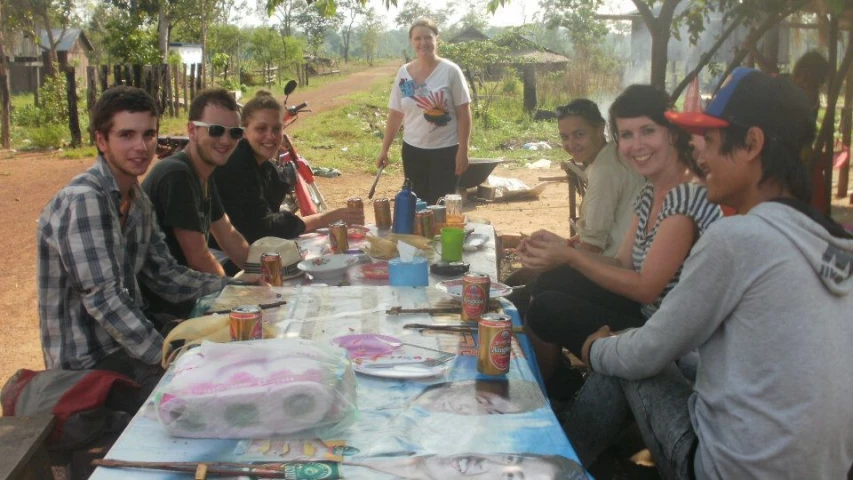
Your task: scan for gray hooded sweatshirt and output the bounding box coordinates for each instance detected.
[591,200,853,479]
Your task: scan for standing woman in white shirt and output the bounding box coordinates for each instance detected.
[376,18,472,204]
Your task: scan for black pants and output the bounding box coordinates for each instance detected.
[94,349,164,414]
[526,265,644,357]
[402,142,459,205]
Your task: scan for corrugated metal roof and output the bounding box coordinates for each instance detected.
[37,28,93,52]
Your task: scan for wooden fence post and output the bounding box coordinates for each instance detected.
[86,66,97,144]
[149,65,159,110]
[133,64,143,88]
[124,64,133,87]
[100,65,109,90]
[195,64,202,92]
[114,65,122,86]
[172,63,180,117]
[189,63,196,101]
[64,65,82,148]
[522,64,537,114]
[162,64,172,117]
[183,64,189,110]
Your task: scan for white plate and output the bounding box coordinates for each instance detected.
[297,254,358,281]
[435,279,513,299]
[463,233,488,252]
[352,357,451,379]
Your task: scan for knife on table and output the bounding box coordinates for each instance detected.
[368,166,384,199]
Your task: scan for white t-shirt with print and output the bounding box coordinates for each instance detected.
[388,58,471,150]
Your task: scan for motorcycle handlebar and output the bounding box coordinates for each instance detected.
[287,102,309,116]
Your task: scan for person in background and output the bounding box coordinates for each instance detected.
[37,86,229,405]
[569,67,853,480]
[376,18,472,205]
[142,88,250,315]
[791,50,829,121]
[212,90,363,246]
[519,85,722,384]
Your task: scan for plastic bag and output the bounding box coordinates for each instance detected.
[154,339,357,439]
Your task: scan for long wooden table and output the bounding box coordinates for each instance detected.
[90,226,588,479]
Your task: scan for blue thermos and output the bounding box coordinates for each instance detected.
[393,179,417,234]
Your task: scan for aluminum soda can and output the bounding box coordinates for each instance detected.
[260,252,283,286]
[419,209,434,238]
[329,221,349,254]
[373,198,392,230]
[229,305,263,341]
[461,272,491,321]
[477,313,512,375]
[414,210,428,236]
[347,197,364,215]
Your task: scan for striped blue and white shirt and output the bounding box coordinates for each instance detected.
[632,182,722,318]
[37,157,229,370]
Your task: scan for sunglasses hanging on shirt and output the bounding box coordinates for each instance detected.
[192,121,244,140]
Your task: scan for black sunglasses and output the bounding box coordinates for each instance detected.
[192,121,244,140]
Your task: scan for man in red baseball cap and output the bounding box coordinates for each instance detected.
[565,68,853,479]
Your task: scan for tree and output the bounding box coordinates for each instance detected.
[337,0,366,63]
[358,8,383,65]
[294,0,342,55]
[539,0,607,64]
[246,27,281,86]
[0,0,11,149]
[393,0,452,31]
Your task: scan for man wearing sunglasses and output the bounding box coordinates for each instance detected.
[142,88,251,318]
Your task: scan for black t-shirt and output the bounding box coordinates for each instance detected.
[211,139,305,246]
[142,151,225,266]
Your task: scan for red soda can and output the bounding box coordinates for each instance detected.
[477,313,512,375]
[329,221,349,253]
[461,272,490,321]
[229,305,263,341]
[260,252,283,286]
[373,198,392,230]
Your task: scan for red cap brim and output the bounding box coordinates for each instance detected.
[665,111,729,135]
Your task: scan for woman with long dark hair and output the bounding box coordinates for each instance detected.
[519,85,722,382]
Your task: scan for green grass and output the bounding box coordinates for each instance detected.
[5,64,607,170]
[285,79,568,175]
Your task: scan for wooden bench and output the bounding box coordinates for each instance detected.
[0,415,55,480]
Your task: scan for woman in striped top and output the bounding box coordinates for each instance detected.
[518,85,722,383]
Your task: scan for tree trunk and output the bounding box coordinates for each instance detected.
[649,26,669,90]
[158,1,170,63]
[0,0,10,149]
[64,65,82,148]
[200,0,208,89]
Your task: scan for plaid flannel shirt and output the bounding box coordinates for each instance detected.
[38,156,229,369]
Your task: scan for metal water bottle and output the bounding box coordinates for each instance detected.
[392,179,417,234]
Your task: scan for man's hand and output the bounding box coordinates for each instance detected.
[582,325,613,367]
[518,229,574,271]
[325,206,365,226]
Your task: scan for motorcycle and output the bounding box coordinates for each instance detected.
[277,80,328,215]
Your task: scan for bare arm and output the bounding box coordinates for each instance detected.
[302,206,366,231]
[568,215,698,304]
[454,102,471,174]
[173,227,226,276]
[614,215,640,269]
[209,214,249,269]
[377,109,404,168]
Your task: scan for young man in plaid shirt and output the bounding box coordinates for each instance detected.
[37,86,229,405]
